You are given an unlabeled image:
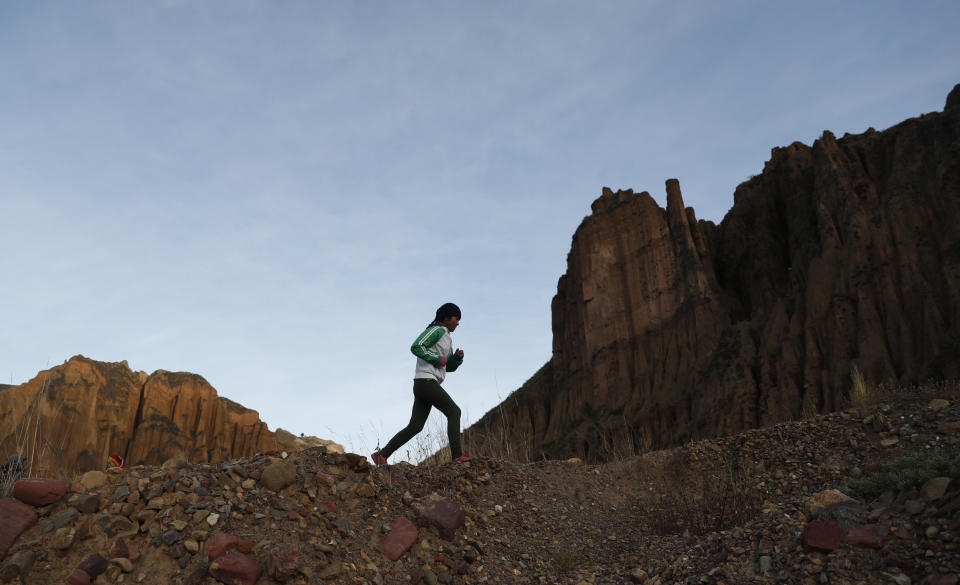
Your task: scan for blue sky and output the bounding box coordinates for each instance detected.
[3,2,958,461]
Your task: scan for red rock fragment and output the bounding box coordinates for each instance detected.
[268,545,299,583]
[110,538,130,559]
[77,554,108,579]
[209,552,262,585]
[12,478,69,506]
[844,524,889,549]
[66,568,91,585]
[207,532,240,560]
[923,576,958,585]
[0,497,38,559]
[802,520,845,553]
[412,494,466,540]
[381,517,419,561]
[237,539,255,554]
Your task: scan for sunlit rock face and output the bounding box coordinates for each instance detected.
[0,356,282,473]
[466,84,960,461]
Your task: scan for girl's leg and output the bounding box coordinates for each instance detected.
[379,386,432,459]
[414,378,463,459]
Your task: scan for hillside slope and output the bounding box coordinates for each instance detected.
[1,385,957,585]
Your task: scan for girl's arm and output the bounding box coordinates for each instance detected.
[410,326,446,365]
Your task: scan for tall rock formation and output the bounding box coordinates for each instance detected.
[0,356,339,475]
[465,84,960,461]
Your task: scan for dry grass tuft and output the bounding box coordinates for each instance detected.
[1,374,77,495]
[849,365,877,409]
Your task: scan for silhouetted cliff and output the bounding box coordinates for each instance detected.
[466,84,960,461]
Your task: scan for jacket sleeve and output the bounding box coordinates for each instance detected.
[445,351,463,372]
[410,326,446,365]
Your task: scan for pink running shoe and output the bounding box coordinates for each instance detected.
[452,454,472,463]
[371,452,388,466]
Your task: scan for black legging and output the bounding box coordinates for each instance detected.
[380,378,462,459]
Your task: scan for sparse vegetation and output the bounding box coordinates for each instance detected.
[551,549,579,574]
[849,364,877,409]
[846,452,960,500]
[1,373,78,496]
[642,445,763,536]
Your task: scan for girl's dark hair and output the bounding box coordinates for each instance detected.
[429,302,461,326]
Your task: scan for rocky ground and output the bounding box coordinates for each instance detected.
[1,385,959,585]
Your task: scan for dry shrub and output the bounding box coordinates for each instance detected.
[455,400,534,464]
[1,374,78,495]
[643,445,762,536]
[596,418,655,461]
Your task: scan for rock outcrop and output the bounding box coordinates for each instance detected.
[0,356,338,474]
[465,84,960,461]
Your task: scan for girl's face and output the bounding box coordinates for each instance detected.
[441,316,460,332]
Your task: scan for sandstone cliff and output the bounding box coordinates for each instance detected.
[465,84,960,461]
[0,356,339,474]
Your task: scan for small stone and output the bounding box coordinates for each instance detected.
[759,556,772,573]
[929,399,950,412]
[66,568,91,585]
[906,500,927,515]
[382,517,419,560]
[844,525,889,549]
[804,490,853,518]
[926,525,939,538]
[803,521,845,553]
[162,529,181,546]
[113,485,132,502]
[80,471,108,489]
[69,493,101,514]
[630,567,649,583]
[881,438,900,448]
[923,575,958,585]
[206,512,220,526]
[260,462,298,492]
[193,509,211,523]
[317,561,342,579]
[0,550,35,583]
[268,545,300,583]
[111,538,131,558]
[818,501,868,530]
[77,554,108,580]
[938,421,960,434]
[43,507,79,532]
[412,494,466,540]
[52,527,77,550]
[210,552,262,585]
[921,478,952,501]
[893,574,912,585]
[207,532,240,560]
[111,557,134,573]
